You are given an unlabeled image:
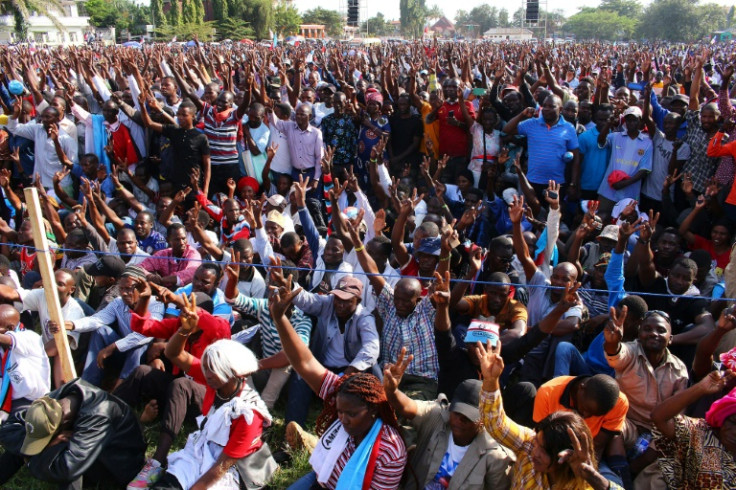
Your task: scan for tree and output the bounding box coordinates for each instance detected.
[400,0,426,39]
[302,7,343,37]
[181,0,196,24]
[168,0,181,26]
[637,0,727,41]
[362,12,393,37]
[156,20,215,40]
[563,8,637,40]
[238,0,272,39]
[152,0,167,26]
[512,8,524,27]
[598,0,642,18]
[498,8,510,27]
[728,5,734,26]
[217,17,253,39]
[273,3,301,36]
[457,4,497,37]
[193,0,203,24]
[425,4,443,20]
[212,0,224,20]
[2,0,64,40]
[83,0,151,34]
[85,0,118,27]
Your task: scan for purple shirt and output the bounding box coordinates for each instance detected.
[274,119,323,180]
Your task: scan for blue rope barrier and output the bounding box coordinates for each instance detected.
[8,241,734,303]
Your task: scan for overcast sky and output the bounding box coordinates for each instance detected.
[292,0,733,23]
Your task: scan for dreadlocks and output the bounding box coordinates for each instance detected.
[315,372,399,436]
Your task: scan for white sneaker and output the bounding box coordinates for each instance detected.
[127,458,162,489]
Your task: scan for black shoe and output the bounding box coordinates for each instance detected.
[273,450,292,465]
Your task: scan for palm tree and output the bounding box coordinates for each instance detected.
[2,0,65,41]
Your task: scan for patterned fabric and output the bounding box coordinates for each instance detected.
[480,389,623,490]
[655,415,736,489]
[715,88,736,187]
[320,113,358,168]
[228,293,311,358]
[683,110,719,192]
[317,371,407,490]
[376,283,438,381]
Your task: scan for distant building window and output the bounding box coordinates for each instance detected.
[64,5,73,16]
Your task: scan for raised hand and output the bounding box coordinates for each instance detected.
[619,216,644,240]
[681,173,693,195]
[382,346,413,395]
[267,255,288,288]
[508,194,525,224]
[696,370,736,395]
[468,245,483,275]
[373,208,386,235]
[293,174,310,208]
[557,427,596,481]
[559,282,582,310]
[603,305,627,345]
[346,165,360,193]
[53,167,70,185]
[431,270,451,306]
[179,293,199,334]
[225,248,241,284]
[268,275,302,319]
[320,145,334,176]
[476,339,504,382]
[544,180,560,209]
[639,210,660,242]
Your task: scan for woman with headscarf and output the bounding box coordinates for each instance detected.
[356,88,391,190]
[646,370,736,489]
[148,294,275,490]
[268,280,407,490]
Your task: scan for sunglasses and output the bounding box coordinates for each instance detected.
[644,310,670,322]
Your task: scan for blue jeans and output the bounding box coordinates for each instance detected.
[82,325,148,387]
[285,371,314,427]
[288,471,317,490]
[553,342,594,378]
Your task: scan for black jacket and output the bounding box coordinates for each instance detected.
[1,379,146,487]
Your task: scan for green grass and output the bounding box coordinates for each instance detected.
[3,399,321,489]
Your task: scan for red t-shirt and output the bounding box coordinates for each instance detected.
[692,235,731,275]
[189,358,265,458]
[437,101,476,157]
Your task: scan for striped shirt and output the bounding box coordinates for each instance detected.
[480,389,624,490]
[317,371,407,489]
[228,293,311,358]
[71,297,164,352]
[201,102,240,167]
[376,283,439,381]
[517,115,579,185]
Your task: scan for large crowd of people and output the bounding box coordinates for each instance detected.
[0,38,734,489]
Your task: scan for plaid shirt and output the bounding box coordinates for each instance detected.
[480,389,624,490]
[683,110,719,192]
[375,283,438,380]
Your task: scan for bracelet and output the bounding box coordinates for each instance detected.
[115,185,124,191]
[354,245,365,252]
[439,255,451,262]
[637,237,650,245]
[177,330,191,337]
[370,158,378,163]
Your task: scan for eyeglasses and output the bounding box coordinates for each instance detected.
[644,310,670,322]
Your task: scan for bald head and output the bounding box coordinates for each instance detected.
[0,304,20,333]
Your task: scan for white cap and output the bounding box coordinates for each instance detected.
[622,106,642,119]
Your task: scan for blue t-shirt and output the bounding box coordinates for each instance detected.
[517,116,579,185]
[578,127,611,191]
[165,284,234,325]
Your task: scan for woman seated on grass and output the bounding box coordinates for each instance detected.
[476,339,624,490]
[268,277,407,490]
[150,293,276,490]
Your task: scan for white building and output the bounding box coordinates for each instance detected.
[0,1,90,45]
[483,27,534,42]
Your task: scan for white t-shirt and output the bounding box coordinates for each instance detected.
[17,289,87,349]
[1,329,50,401]
[426,433,470,489]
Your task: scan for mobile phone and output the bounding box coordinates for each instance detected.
[545,190,559,200]
[448,110,455,118]
[472,87,487,96]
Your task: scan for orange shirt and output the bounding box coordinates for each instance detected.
[533,376,629,436]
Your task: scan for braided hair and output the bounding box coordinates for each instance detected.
[315,372,399,436]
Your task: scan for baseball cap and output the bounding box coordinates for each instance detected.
[464,320,499,345]
[21,396,63,456]
[597,225,619,242]
[84,255,126,278]
[449,379,483,424]
[622,106,642,119]
[330,276,363,300]
[416,236,441,256]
